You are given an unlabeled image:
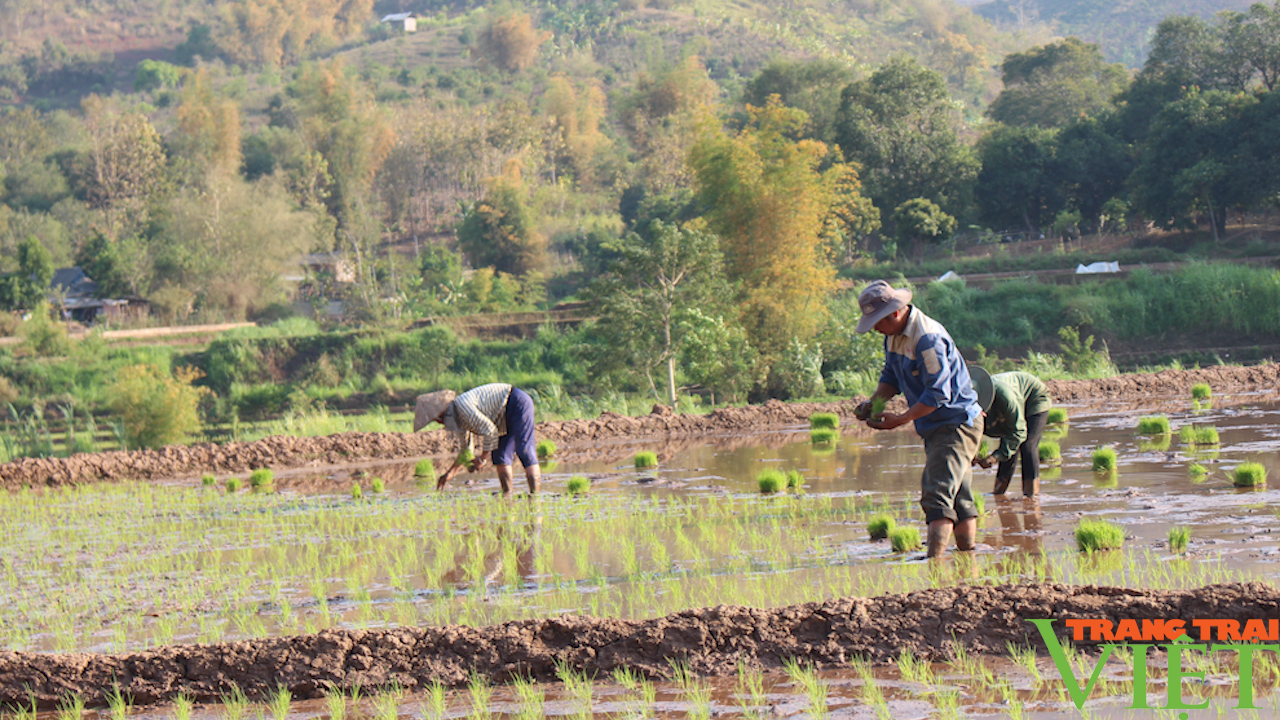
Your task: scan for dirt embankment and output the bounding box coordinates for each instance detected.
[1,361,1276,490]
[2,582,1275,709]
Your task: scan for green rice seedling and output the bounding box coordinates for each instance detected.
[786,470,804,490]
[1047,407,1068,425]
[1039,440,1061,462]
[1006,642,1041,682]
[757,469,786,494]
[783,658,828,719]
[810,427,837,444]
[225,477,241,493]
[372,684,403,720]
[557,662,594,720]
[248,468,274,490]
[1168,526,1190,553]
[1091,447,1117,471]
[1181,425,1220,445]
[458,447,475,467]
[976,439,991,460]
[467,673,492,720]
[351,482,363,499]
[566,475,590,496]
[1189,463,1209,478]
[424,681,446,720]
[1136,415,1170,435]
[809,412,839,429]
[633,451,658,469]
[220,687,249,720]
[612,666,655,713]
[268,685,291,720]
[201,474,216,486]
[1235,462,1267,488]
[324,687,347,720]
[889,526,921,553]
[1074,519,1125,552]
[868,513,896,540]
[1192,383,1212,401]
[536,439,557,460]
[107,685,132,720]
[172,694,194,720]
[897,650,935,685]
[512,674,544,720]
[55,695,85,720]
[973,492,985,517]
[870,396,888,419]
[414,458,434,478]
[370,477,385,494]
[735,662,767,719]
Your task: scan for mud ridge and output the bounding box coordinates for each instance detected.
[2,582,1277,709]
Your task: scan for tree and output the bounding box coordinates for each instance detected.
[0,235,52,310]
[986,38,1129,129]
[621,56,719,193]
[975,124,1060,232]
[834,56,978,221]
[108,364,210,449]
[677,307,758,405]
[1051,114,1134,230]
[133,59,182,93]
[173,69,242,176]
[743,58,854,144]
[476,11,550,73]
[73,96,167,245]
[456,160,547,277]
[543,75,610,187]
[586,221,731,405]
[213,0,376,67]
[892,198,957,257]
[1223,1,1280,91]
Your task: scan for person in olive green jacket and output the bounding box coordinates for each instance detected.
[974,371,1052,496]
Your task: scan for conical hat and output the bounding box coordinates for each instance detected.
[413,390,455,432]
[969,365,995,412]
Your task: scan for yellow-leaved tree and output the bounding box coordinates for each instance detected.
[690,97,875,355]
[543,74,610,188]
[108,365,211,450]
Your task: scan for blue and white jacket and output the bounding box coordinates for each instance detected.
[878,306,981,435]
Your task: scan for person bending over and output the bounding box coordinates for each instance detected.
[413,383,541,494]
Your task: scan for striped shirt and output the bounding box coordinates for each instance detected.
[442,383,513,455]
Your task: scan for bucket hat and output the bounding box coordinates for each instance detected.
[413,390,456,432]
[969,365,994,412]
[855,280,914,333]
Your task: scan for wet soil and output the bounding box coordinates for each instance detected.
[2,582,1275,709]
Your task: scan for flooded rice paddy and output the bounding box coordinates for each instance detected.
[3,391,1280,718]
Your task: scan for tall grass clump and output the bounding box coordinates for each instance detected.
[1168,526,1190,553]
[1234,462,1267,488]
[1136,415,1170,435]
[414,458,435,478]
[889,526,921,552]
[1039,440,1061,462]
[809,412,839,429]
[758,469,786,494]
[1092,447,1117,471]
[567,475,590,496]
[868,513,896,540]
[634,451,658,469]
[1047,407,1068,425]
[248,468,274,490]
[810,427,837,444]
[1180,425,1220,445]
[536,439,556,460]
[1192,383,1212,402]
[1074,519,1125,552]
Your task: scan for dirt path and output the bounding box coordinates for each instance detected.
[1,582,1273,709]
[1,362,1276,490]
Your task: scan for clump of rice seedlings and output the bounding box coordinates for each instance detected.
[413,458,435,478]
[1047,407,1069,425]
[248,468,274,490]
[1189,463,1209,478]
[1006,642,1041,682]
[467,673,492,720]
[351,482,363,499]
[973,492,985,517]
[1168,526,1190,554]
[424,681,446,720]
[370,477,385,494]
[868,513,896,540]
[512,674,544,720]
[810,427,837,444]
[897,650,935,685]
[225,477,242,493]
[56,695,86,720]
[1091,447,1117,472]
[783,658,828,719]
[1180,425,1220,446]
[1039,440,1061,462]
[734,662,767,719]
[557,662,594,720]
[107,685,132,720]
[1234,462,1267,488]
[757,469,786,494]
[268,685,291,720]
[536,439,557,460]
[1139,434,1171,452]
[786,470,804,489]
[458,447,475,467]
[220,687,249,720]
[172,694,194,720]
[613,667,655,714]
[566,475,590,496]
[869,396,888,419]
[809,412,839,429]
[1192,383,1212,402]
[324,687,347,720]
[1074,519,1125,552]
[976,440,991,460]
[889,526,921,553]
[634,451,658,469]
[372,683,403,720]
[1136,415,1171,435]
[201,474,216,486]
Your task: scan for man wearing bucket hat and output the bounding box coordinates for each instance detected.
[854,279,984,558]
[973,371,1052,497]
[413,383,541,494]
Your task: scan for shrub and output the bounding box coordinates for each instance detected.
[371,477,385,493]
[248,468,273,489]
[201,474,216,486]
[1234,462,1267,488]
[868,514,896,540]
[786,470,804,489]
[809,412,839,429]
[1168,526,1190,553]
[351,482,363,499]
[537,439,557,460]
[810,428,837,445]
[108,364,211,449]
[1136,415,1170,435]
[1180,426,1219,445]
[1092,447,1117,471]
[1074,519,1124,552]
[758,469,786,494]
[1046,408,1068,425]
[226,477,241,493]
[889,526,921,553]
[1039,441,1061,461]
[634,451,658,469]
[567,475,590,495]
[1191,383,1211,401]
[414,458,435,478]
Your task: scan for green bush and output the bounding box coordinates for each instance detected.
[1168,526,1190,553]
[889,526,921,553]
[1234,462,1267,488]
[1074,519,1124,552]
[567,475,590,495]
[809,412,839,429]
[868,513,896,540]
[1039,440,1061,461]
[786,470,804,489]
[634,451,658,468]
[810,428,837,445]
[108,364,211,450]
[248,468,273,489]
[414,458,435,478]
[1136,415,1170,435]
[1191,383,1212,401]
[758,469,786,494]
[1046,407,1068,425]
[1092,447,1117,471]
[537,439,557,460]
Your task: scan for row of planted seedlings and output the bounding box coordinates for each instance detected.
[1130,410,1273,487]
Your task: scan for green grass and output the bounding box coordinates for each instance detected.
[786,470,804,490]
[537,439,557,460]
[248,468,274,489]
[1039,440,1060,461]
[868,513,896,540]
[1074,519,1125,552]
[757,469,786,494]
[1168,526,1190,554]
[1136,415,1170,435]
[1092,447,1117,471]
[1046,407,1069,425]
[808,412,839,430]
[888,526,921,553]
[1234,462,1267,488]
[810,428,837,445]
[1191,383,1212,401]
[414,458,435,478]
[1180,426,1220,446]
[566,475,590,496]
[634,451,658,469]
